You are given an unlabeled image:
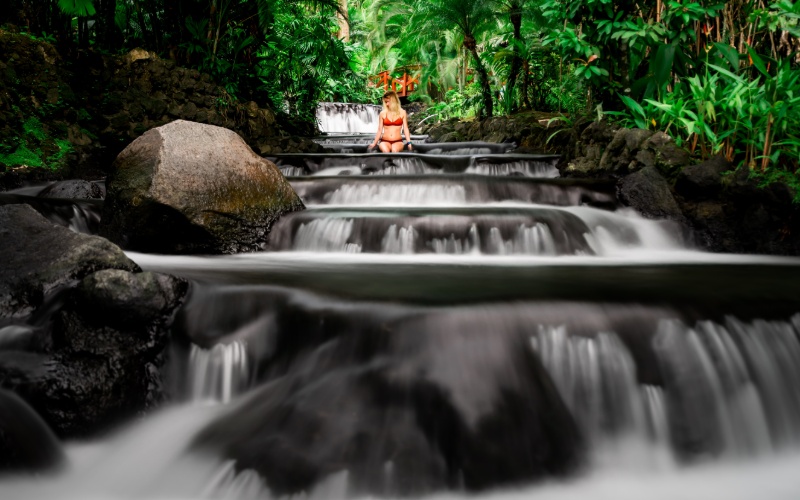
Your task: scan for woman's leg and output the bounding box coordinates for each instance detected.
[391,141,404,153]
[378,141,391,153]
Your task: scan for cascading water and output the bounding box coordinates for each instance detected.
[4,113,800,500]
[316,102,381,134]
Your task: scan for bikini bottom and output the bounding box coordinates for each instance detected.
[380,139,403,144]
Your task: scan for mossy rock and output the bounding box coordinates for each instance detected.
[100,120,305,254]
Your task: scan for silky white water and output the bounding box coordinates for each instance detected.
[316,103,380,134]
[4,104,800,500]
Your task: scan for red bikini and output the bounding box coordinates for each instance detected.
[378,114,406,147]
[383,116,403,126]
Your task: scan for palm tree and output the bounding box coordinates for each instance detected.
[404,0,498,117]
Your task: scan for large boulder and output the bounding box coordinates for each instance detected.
[0,204,138,320]
[100,120,305,254]
[0,270,187,438]
[618,166,683,221]
[0,203,188,437]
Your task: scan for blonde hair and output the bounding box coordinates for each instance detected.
[382,91,402,116]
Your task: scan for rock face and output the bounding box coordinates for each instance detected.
[0,204,138,319]
[0,204,188,437]
[100,120,305,254]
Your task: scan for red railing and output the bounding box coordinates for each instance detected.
[370,66,421,97]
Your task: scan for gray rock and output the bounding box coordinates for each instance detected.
[599,128,654,175]
[0,204,139,320]
[100,120,305,254]
[37,180,104,200]
[618,166,683,220]
[579,120,617,146]
[438,131,463,143]
[642,132,692,176]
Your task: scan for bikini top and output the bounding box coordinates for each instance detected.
[383,115,403,126]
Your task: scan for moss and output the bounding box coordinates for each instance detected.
[749,167,800,204]
[23,116,46,141]
[51,138,73,163]
[0,144,44,168]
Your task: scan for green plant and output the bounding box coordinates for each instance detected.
[23,117,47,141]
[0,144,44,168]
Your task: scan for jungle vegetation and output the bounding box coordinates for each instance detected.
[1,0,799,177]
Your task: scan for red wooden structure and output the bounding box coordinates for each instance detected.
[370,66,421,96]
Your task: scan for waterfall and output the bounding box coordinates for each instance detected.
[322,183,468,205]
[6,103,800,500]
[465,159,560,177]
[188,341,250,403]
[316,102,380,134]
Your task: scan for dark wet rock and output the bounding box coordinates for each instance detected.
[100,120,305,254]
[682,168,800,254]
[560,121,618,177]
[675,155,732,199]
[0,269,187,437]
[0,204,138,320]
[641,132,693,178]
[192,308,584,496]
[0,388,65,473]
[0,202,188,437]
[618,166,683,221]
[71,269,188,330]
[37,180,104,200]
[580,120,617,146]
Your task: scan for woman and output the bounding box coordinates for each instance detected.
[368,91,413,153]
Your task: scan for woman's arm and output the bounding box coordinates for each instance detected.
[402,111,413,150]
[369,112,384,150]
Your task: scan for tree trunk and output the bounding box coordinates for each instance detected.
[505,2,523,114]
[336,0,349,41]
[464,35,493,118]
[522,59,532,110]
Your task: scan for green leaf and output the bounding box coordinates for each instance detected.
[652,43,676,88]
[706,63,744,82]
[57,0,95,17]
[713,42,740,70]
[620,95,646,119]
[747,45,770,77]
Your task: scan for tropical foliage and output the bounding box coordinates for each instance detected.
[2,0,799,179]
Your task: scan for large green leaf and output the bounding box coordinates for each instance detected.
[651,43,676,88]
[713,42,739,71]
[57,0,96,17]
